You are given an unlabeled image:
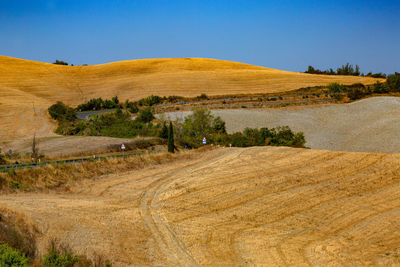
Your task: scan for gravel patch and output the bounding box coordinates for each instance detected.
[161,96,400,153]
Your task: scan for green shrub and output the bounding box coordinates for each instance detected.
[327,83,346,94]
[372,81,389,94]
[10,181,20,189]
[347,87,370,100]
[138,95,162,106]
[77,98,104,111]
[0,244,29,267]
[7,168,16,176]
[135,108,154,123]
[112,96,119,105]
[196,93,208,100]
[125,100,139,113]
[102,99,116,109]
[0,151,6,165]
[48,102,76,121]
[213,116,226,134]
[387,73,400,92]
[42,251,78,267]
[167,95,184,103]
[159,123,168,139]
[53,60,68,66]
[42,240,78,267]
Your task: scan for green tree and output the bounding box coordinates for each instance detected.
[112,96,119,105]
[213,116,226,134]
[159,122,168,139]
[135,107,154,123]
[102,99,116,109]
[53,60,68,65]
[48,102,76,121]
[182,108,214,141]
[168,122,175,153]
[387,73,400,92]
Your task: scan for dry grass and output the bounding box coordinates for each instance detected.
[0,207,38,259]
[0,147,212,192]
[0,136,164,161]
[1,146,400,266]
[0,56,383,142]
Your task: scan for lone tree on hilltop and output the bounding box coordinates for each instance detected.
[168,122,175,153]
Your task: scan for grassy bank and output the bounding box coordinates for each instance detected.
[0,147,213,192]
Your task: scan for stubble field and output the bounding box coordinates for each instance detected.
[1,146,400,266]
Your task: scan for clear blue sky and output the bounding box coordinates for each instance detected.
[0,0,399,73]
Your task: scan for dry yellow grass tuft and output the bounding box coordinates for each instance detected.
[0,55,383,142]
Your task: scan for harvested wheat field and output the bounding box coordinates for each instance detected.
[0,55,382,142]
[164,96,400,154]
[1,147,400,266]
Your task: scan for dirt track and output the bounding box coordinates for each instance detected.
[1,147,400,266]
[164,96,400,153]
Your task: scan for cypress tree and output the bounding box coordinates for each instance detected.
[168,121,174,153]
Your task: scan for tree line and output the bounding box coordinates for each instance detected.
[48,101,306,150]
[305,63,387,78]
[326,72,400,100]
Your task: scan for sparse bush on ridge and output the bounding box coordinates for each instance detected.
[53,60,68,66]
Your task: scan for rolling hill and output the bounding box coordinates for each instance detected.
[0,55,382,142]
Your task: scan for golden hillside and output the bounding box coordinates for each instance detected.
[0,55,382,141]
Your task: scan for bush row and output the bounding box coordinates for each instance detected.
[305,63,386,78]
[327,73,400,101]
[174,109,306,149]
